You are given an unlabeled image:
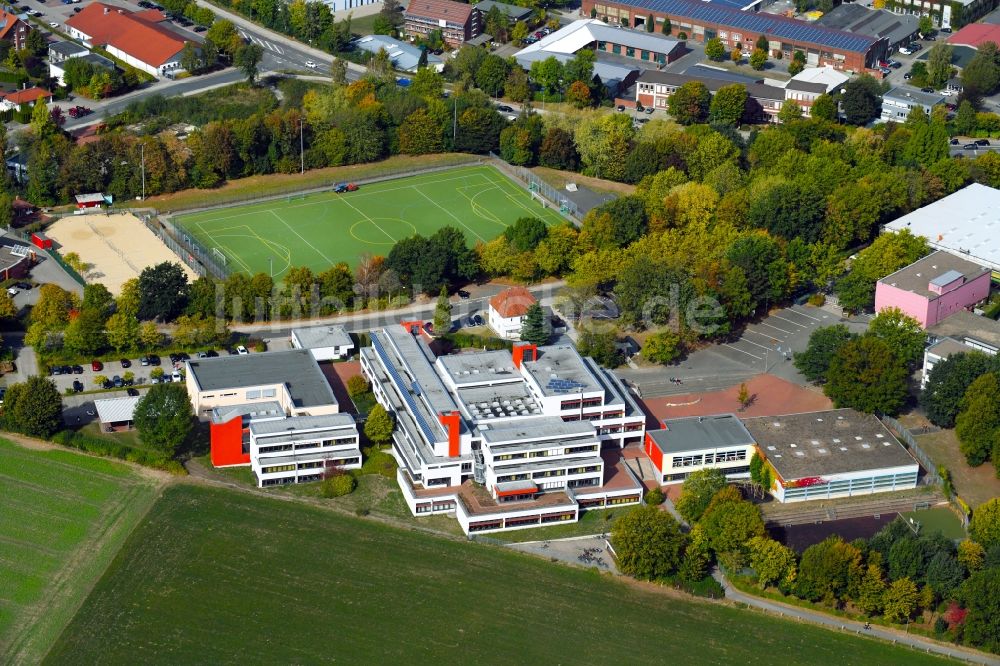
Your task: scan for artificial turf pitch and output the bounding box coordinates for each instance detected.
[172,165,567,278]
[45,484,953,665]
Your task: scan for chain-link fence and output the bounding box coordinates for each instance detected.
[881,415,942,486]
[133,210,229,281]
[488,153,580,222]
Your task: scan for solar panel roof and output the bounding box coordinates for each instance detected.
[613,0,880,53]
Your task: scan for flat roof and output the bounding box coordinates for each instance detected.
[522,345,602,397]
[603,0,880,53]
[474,0,532,18]
[883,85,946,108]
[50,40,89,56]
[249,413,355,436]
[210,401,284,424]
[291,325,353,351]
[879,250,990,299]
[815,4,918,46]
[927,310,1000,350]
[479,417,596,444]
[437,349,520,386]
[926,336,976,360]
[94,395,141,423]
[742,409,918,481]
[787,65,850,91]
[648,414,755,454]
[884,183,1000,272]
[187,349,337,409]
[516,18,682,59]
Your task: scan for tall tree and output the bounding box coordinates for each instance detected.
[926,44,954,88]
[234,42,264,85]
[955,372,1000,466]
[364,403,395,444]
[709,84,748,127]
[519,302,549,345]
[794,324,858,383]
[611,505,687,580]
[825,336,909,415]
[432,286,451,333]
[133,383,194,456]
[9,376,62,438]
[841,75,882,126]
[867,307,925,369]
[668,81,710,125]
[675,468,727,523]
[921,351,998,427]
[138,262,190,322]
[960,567,1000,653]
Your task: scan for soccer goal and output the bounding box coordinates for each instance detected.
[212,247,228,266]
[287,193,307,203]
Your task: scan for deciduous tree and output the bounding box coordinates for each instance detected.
[955,372,1000,466]
[867,307,925,369]
[134,383,193,456]
[705,37,725,61]
[825,336,909,415]
[794,324,858,383]
[138,262,189,322]
[364,403,395,444]
[8,376,62,438]
[675,468,727,523]
[709,83,747,127]
[643,329,683,364]
[882,577,918,623]
[668,81,710,125]
[747,536,797,589]
[611,505,687,580]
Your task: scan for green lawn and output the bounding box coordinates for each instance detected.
[0,439,159,664]
[901,507,967,541]
[172,165,567,278]
[47,484,953,665]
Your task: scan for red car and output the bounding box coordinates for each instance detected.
[346,183,358,192]
[91,360,103,371]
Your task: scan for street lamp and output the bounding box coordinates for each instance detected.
[299,118,304,175]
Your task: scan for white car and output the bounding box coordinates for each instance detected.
[940,89,956,96]
[6,287,18,297]
[236,345,249,355]
[305,60,317,69]
[898,47,912,55]
[171,371,183,382]
[49,21,58,28]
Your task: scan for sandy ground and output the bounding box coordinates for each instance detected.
[45,213,197,295]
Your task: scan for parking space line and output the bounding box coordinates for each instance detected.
[734,337,770,351]
[754,322,792,336]
[724,344,763,360]
[770,314,809,328]
[787,307,822,322]
[744,329,783,343]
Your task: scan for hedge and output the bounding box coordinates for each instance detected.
[51,430,186,474]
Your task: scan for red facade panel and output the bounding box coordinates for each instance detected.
[210,416,250,467]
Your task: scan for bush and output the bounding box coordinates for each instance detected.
[934,616,949,634]
[808,293,826,306]
[321,471,357,498]
[252,339,267,352]
[645,487,665,505]
[50,430,186,474]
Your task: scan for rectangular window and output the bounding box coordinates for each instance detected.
[262,388,277,398]
[246,390,261,399]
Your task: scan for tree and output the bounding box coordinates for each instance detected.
[825,336,909,415]
[705,37,725,61]
[346,375,370,400]
[882,577,918,623]
[668,81,710,125]
[925,551,965,598]
[921,352,999,427]
[321,468,357,497]
[962,43,1000,96]
[955,100,978,136]
[379,0,405,29]
[539,127,579,171]
[529,56,564,95]
[700,496,766,556]
[520,302,549,345]
[133,383,193,456]
[139,321,161,350]
[565,80,592,109]
[31,284,80,329]
[643,330,683,365]
[960,567,1000,653]
[207,19,241,56]
[958,539,986,573]
[709,84,748,127]
[364,403,395,445]
[842,75,882,125]
[138,262,189,322]
[777,100,803,123]
[0,291,15,320]
[867,307,925,369]
[788,50,806,77]
[749,48,768,71]
[796,535,863,602]
[8,376,62,438]
[234,42,264,85]
[918,15,935,37]
[794,324,858,383]
[330,57,348,86]
[432,286,452,333]
[903,119,949,167]
[180,41,201,73]
[398,108,444,155]
[927,44,954,88]
[857,562,887,614]
[756,34,769,51]
[63,308,107,356]
[504,217,547,252]
[411,66,444,99]
[564,49,595,86]
[675,468,727,523]
[811,93,837,122]
[476,54,510,97]
[747,536,796,589]
[611,505,687,580]
[955,372,1000,466]
[662,16,672,34]
[836,230,929,312]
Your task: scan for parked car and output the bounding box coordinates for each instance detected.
[940,26,952,33]
[206,350,218,357]
[193,24,206,31]
[51,365,64,376]
[616,105,625,111]
[72,380,84,393]
[236,345,249,355]
[951,138,960,145]
[423,321,433,335]
[903,72,912,79]
[72,365,83,374]
[171,371,183,382]
[457,289,470,299]
[924,35,936,41]
[127,387,139,396]
[15,282,30,290]
[198,351,208,358]
[976,139,991,146]
[899,47,912,55]
[112,375,123,388]
[497,104,513,112]
[91,360,103,371]
[333,182,349,193]
[305,60,316,68]
[644,106,654,114]
[911,43,922,50]
[6,286,18,296]
[140,356,150,366]
[921,87,934,93]
[147,354,160,366]
[120,358,131,368]
[473,314,484,326]
[964,143,979,150]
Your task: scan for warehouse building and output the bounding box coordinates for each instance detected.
[583,0,887,70]
[361,325,645,533]
[815,4,919,52]
[743,409,920,503]
[875,250,991,328]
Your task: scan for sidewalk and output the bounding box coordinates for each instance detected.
[712,568,1000,666]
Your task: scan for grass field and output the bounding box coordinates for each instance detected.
[47,484,953,665]
[0,439,159,664]
[172,165,567,278]
[901,507,967,541]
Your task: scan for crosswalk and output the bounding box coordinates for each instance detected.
[238,30,284,55]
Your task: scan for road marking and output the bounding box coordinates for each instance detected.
[723,344,763,360]
[754,322,792,336]
[269,210,335,265]
[788,306,822,322]
[745,328,784,342]
[736,337,770,351]
[770,314,809,329]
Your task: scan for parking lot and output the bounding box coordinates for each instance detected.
[43,349,238,395]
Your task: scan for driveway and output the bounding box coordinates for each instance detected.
[61,386,150,426]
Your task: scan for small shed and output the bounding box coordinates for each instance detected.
[30,231,51,250]
[94,395,141,432]
[74,193,105,209]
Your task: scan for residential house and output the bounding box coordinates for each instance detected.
[488,286,537,339]
[0,8,31,51]
[0,87,52,112]
[880,86,946,122]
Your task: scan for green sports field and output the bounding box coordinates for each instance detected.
[0,439,159,664]
[172,165,567,278]
[46,484,952,665]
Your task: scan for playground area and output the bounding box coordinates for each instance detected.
[45,212,197,294]
[171,165,568,278]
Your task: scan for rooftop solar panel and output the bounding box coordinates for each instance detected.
[618,0,880,52]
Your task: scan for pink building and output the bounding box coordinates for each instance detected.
[875,251,991,329]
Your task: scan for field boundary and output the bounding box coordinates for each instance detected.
[488,152,581,224]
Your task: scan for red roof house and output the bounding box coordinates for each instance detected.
[488,286,538,339]
[947,23,1000,49]
[404,0,481,46]
[65,3,192,78]
[0,8,30,51]
[0,87,52,111]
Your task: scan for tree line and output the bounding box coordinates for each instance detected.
[615,471,1000,654]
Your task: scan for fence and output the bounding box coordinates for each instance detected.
[487,153,581,223]
[7,223,88,286]
[134,210,229,281]
[881,415,941,486]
